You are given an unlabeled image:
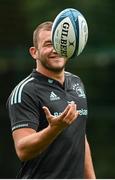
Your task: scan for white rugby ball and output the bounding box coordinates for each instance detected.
[51,8,88,59]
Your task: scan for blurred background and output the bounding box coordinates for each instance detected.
[0,0,115,178]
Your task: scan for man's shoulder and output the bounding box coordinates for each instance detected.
[65,71,81,80]
[8,74,36,105]
[14,75,35,92]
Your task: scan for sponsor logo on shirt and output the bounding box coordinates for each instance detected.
[78,109,88,116]
[50,91,60,101]
[53,109,88,116]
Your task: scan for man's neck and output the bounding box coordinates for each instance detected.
[36,67,65,85]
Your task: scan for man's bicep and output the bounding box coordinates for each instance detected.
[12,128,37,160]
[12,128,36,144]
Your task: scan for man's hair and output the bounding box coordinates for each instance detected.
[33,21,53,48]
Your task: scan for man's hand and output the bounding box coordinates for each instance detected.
[43,101,79,129]
[12,102,79,161]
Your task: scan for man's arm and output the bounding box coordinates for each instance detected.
[12,103,78,161]
[13,125,63,161]
[84,135,96,179]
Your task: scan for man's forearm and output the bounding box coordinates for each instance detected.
[13,125,63,161]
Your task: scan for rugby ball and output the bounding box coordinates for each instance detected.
[51,8,88,59]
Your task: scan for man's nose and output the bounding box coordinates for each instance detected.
[52,47,57,53]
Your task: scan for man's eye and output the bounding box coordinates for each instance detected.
[46,43,52,47]
[44,42,53,47]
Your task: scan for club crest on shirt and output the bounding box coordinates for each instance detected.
[72,83,86,98]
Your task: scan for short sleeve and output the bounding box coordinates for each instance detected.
[7,83,40,132]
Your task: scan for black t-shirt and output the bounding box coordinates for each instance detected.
[7,69,88,179]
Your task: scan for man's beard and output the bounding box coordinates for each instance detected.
[40,58,66,73]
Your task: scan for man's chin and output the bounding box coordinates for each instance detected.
[41,60,66,73]
[46,65,64,73]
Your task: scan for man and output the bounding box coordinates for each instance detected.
[7,21,96,178]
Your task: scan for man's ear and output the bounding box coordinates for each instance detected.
[29,47,38,59]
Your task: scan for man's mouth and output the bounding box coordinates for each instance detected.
[49,55,60,59]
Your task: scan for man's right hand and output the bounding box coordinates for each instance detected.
[12,102,79,161]
[43,101,79,130]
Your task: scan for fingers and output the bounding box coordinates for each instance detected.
[43,102,79,128]
[59,104,71,119]
[60,101,75,118]
[42,106,53,120]
[62,103,79,125]
[67,110,79,124]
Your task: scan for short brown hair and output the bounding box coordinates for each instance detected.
[33,21,53,48]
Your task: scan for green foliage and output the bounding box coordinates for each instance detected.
[22,0,115,47]
[0,0,115,48]
[0,0,115,178]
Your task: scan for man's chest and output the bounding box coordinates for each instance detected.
[35,82,88,117]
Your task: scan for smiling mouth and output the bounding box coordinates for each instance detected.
[49,55,60,59]
[50,52,64,58]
